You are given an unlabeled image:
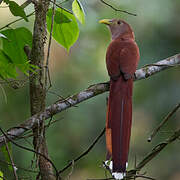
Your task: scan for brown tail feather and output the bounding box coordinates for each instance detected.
[106,76,133,172]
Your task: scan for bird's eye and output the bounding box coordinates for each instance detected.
[117,21,121,25]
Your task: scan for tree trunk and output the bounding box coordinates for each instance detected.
[29,0,55,179]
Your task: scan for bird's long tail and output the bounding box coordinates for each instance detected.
[106,76,133,172]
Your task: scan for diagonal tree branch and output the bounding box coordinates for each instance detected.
[0,127,58,176]
[0,53,179,146]
[0,12,35,31]
[4,137,18,180]
[148,103,180,142]
[126,127,180,179]
[100,0,137,16]
[59,127,106,174]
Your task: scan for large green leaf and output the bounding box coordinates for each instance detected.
[8,1,28,22]
[72,0,85,24]
[0,27,32,74]
[47,8,79,51]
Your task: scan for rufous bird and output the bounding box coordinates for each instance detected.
[99,19,140,179]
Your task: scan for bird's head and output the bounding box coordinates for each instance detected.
[99,19,134,40]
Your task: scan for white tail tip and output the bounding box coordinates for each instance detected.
[103,161,128,179]
[112,172,126,180]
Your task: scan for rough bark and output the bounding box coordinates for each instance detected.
[29,0,55,179]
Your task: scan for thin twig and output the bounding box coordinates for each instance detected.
[0,12,35,31]
[0,159,38,173]
[48,91,78,107]
[126,128,180,179]
[100,0,137,16]
[66,160,74,180]
[59,0,70,4]
[47,116,53,129]
[87,178,114,180]
[45,118,64,127]
[48,90,66,99]
[102,161,112,175]
[134,175,156,180]
[1,118,63,141]
[148,103,180,142]
[20,0,33,9]
[47,66,52,90]
[49,0,73,14]
[45,0,56,90]
[0,127,59,177]
[4,138,18,180]
[59,127,105,174]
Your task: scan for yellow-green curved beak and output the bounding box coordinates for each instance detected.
[99,19,112,25]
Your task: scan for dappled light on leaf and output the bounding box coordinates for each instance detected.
[72,0,85,24]
[47,8,79,51]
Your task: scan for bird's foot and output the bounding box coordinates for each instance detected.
[103,161,128,170]
[103,160,113,172]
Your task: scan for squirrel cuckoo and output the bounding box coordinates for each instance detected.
[99,19,140,179]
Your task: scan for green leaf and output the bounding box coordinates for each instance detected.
[47,8,79,51]
[54,11,71,24]
[0,50,17,79]
[0,171,3,180]
[0,38,3,49]
[9,1,28,22]
[1,143,13,171]
[0,27,32,75]
[72,0,85,24]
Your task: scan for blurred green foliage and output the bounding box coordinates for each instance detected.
[0,0,180,179]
